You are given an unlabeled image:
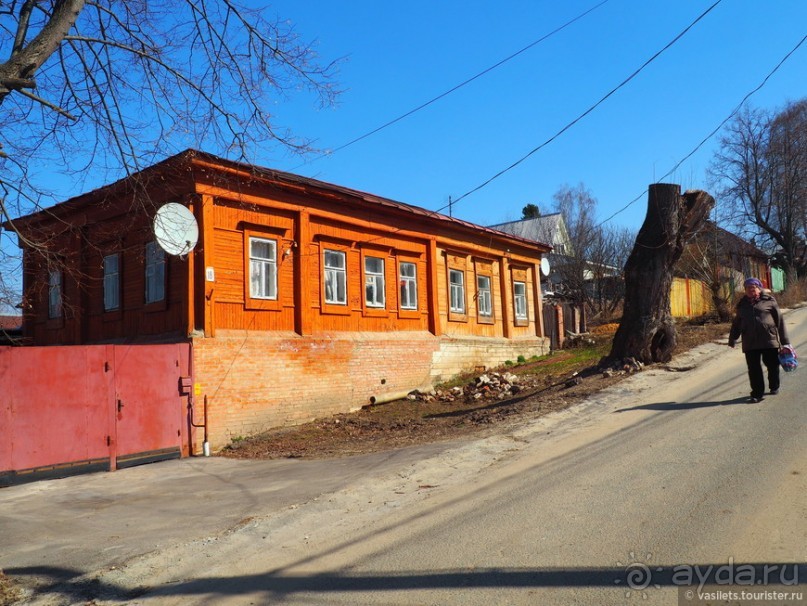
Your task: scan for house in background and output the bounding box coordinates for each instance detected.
[4,150,551,453]
[674,221,772,318]
[489,214,588,346]
[489,213,572,293]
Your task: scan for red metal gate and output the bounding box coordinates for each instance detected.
[0,343,191,486]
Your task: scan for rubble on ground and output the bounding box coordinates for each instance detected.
[406,371,540,404]
[564,331,597,347]
[405,356,648,406]
[601,357,645,378]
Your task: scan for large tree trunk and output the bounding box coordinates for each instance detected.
[606,184,714,364]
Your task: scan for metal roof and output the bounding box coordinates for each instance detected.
[5,149,551,253]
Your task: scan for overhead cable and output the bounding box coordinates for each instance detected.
[597,32,807,228]
[447,0,723,210]
[293,0,610,169]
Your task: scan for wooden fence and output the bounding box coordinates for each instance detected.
[670,277,714,318]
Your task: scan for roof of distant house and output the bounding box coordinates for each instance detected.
[488,213,566,251]
[0,315,22,331]
[698,221,769,259]
[3,149,551,254]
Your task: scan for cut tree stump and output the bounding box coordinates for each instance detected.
[605,183,714,364]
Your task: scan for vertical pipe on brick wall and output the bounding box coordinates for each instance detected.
[188,392,210,457]
[187,340,210,457]
[202,395,210,457]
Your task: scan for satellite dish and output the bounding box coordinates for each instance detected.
[540,257,551,276]
[153,203,199,256]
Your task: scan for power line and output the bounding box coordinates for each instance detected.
[447,0,723,210]
[292,0,610,170]
[294,25,803,262]
[597,32,807,228]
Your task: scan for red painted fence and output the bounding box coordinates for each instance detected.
[0,343,192,486]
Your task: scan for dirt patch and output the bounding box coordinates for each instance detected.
[0,572,21,606]
[221,321,731,460]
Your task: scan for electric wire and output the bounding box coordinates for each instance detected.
[596,32,807,229]
[447,0,723,209]
[267,24,804,263]
[291,0,610,170]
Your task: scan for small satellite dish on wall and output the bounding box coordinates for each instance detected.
[540,257,551,276]
[153,203,199,256]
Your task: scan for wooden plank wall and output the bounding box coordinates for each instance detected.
[20,167,547,345]
[207,197,431,334]
[435,250,539,338]
[23,210,188,345]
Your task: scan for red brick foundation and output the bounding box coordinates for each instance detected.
[191,331,549,451]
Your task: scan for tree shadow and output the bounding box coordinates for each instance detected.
[9,562,805,603]
[615,396,751,413]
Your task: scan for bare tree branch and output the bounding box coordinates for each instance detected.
[0,1,341,310]
[709,100,807,282]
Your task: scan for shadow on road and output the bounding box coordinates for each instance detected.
[614,396,751,413]
[9,562,805,603]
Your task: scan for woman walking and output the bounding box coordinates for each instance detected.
[728,277,790,402]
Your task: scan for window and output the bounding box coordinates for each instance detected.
[364,256,385,308]
[449,269,465,314]
[324,249,347,305]
[477,275,492,318]
[145,241,166,304]
[249,237,277,300]
[399,262,418,310]
[48,270,62,319]
[103,254,120,311]
[513,280,528,321]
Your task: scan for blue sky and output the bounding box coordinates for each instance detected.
[252,0,806,231]
[2,0,805,313]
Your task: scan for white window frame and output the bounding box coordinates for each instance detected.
[513,280,528,320]
[48,270,62,319]
[449,269,465,314]
[477,274,492,317]
[324,249,347,305]
[103,253,120,311]
[399,261,418,310]
[364,256,385,308]
[249,237,278,300]
[145,241,166,304]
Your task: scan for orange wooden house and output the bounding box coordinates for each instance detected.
[6,150,551,451]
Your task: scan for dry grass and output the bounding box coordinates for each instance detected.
[221,319,733,461]
[777,277,807,309]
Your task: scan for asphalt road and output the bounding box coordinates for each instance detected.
[3,305,806,605]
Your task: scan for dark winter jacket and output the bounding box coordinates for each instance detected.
[728,293,790,352]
